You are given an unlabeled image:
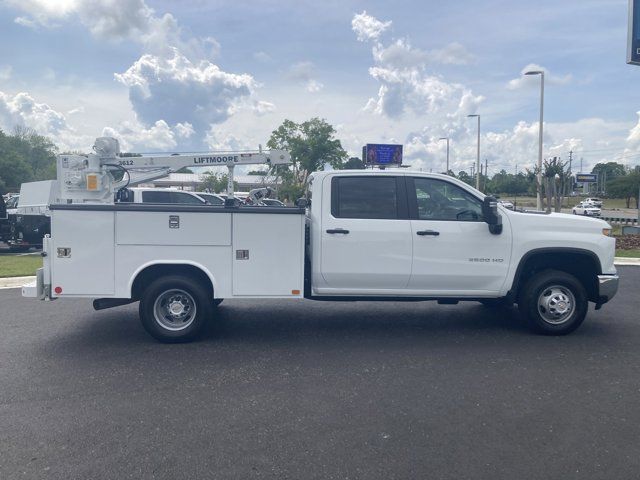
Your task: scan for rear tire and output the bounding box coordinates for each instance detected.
[139,275,212,343]
[518,269,588,335]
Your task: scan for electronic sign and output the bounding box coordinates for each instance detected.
[362,144,403,166]
[575,173,598,183]
[628,0,640,65]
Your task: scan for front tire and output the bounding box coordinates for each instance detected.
[139,275,212,343]
[518,270,588,335]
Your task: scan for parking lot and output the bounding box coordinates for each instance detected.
[0,267,638,479]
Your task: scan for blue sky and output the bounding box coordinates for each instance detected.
[0,0,639,175]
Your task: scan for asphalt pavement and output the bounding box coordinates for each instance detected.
[1,268,639,480]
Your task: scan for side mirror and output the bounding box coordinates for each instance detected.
[295,198,309,208]
[482,196,502,235]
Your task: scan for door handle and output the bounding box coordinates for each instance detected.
[416,230,440,236]
[326,228,350,234]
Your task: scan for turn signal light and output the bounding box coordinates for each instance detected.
[602,228,612,237]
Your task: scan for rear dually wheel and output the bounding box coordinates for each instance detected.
[139,275,212,343]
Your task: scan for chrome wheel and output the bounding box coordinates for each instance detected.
[537,285,575,325]
[153,289,197,331]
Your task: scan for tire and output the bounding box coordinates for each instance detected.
[139,275,212,343]
[517,269,588,335]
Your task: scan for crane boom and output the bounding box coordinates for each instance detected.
[57,137,291,204]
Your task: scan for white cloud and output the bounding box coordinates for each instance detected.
[115,48,255,131]
[626,111,640,149]
[175,122,194,139]
[205,128,252,151]
[507,63,572,90]
[253,100,276,116]
[0,90,70,136]
[351,11,391,42]
[372,39,428,69]
[5,0,214,60]
[102,120,178,152]
[286,61,324,93]
[353,12,483,120]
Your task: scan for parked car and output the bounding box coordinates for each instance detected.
[194,192,225,205]
[498,200,514,210]
[572,202,601,216]
[584,197,603,208]
[118,188,208,205]
[260,198,285,207]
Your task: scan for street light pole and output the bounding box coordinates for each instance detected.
[439,137,450,175]
[525,70,545,210]
[467,115,481,190]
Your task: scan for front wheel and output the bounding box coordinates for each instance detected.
[518,270,588,335]
[139,275,212,343]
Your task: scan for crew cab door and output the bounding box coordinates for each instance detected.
[407,177,512,295]
[319,175,412,292]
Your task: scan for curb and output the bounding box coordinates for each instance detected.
[1,257,640,290]
[0,276,36,289]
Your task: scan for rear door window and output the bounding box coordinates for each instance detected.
[170,192,205,204]
[141,191,172,203]
[331,176,405,219]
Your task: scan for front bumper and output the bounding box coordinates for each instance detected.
[597,274,619,304]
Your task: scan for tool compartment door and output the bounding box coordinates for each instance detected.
[51,210,115,296]
[232,213,304,296]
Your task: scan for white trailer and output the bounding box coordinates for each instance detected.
[23,137,619,342]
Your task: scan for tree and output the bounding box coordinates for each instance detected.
[0,128,58,193]
[456,170,474,186]
[267,118,348,199]
[591,162,626,180]
[541,157,569,212]
[607,172,640,208]
[198,171,237,193]
[341,156,366,170]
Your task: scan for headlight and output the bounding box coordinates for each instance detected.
[602,228,612,236]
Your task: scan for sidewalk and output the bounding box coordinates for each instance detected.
[2,258,639,289]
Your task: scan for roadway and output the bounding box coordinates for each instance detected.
[1,267,639,479]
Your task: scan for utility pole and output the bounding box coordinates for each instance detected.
[484,158,488,193]
[467,114,481,190]
[439,137,450,175]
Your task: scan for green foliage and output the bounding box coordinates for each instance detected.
[341,157,366,170]
[606,171,640,208]
[0,127,58,193]
[591,162,626,180]
[485,170,531,196]
[456,170,474,186]
[198,171,238,194]
[267,118,348,193]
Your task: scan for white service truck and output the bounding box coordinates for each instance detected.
[23,138,619,342]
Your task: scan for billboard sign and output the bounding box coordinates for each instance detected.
[629,0,640,65]
[363,144,403,166]
[576,173,598,183]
